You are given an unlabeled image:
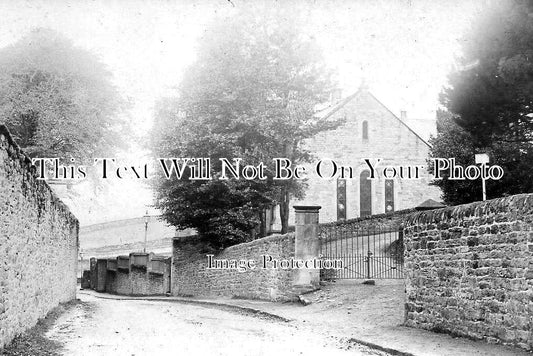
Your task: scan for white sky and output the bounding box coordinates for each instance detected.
[0,0,480,224]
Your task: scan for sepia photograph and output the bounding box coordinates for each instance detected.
[0,0,532,355]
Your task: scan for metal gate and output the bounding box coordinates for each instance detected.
[319,223,404,279]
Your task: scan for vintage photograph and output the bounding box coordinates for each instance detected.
[1,0,532,355]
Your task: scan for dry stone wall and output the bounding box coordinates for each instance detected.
[0,125,79,349]
[403,194,533,351]
[319,208,415,239]
[172,234,299,301]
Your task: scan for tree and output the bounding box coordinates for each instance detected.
[152,99,275,250]
[0,28,126,162]
[151,6,338,248]
[429,110,478,204]
[431,0,533,204]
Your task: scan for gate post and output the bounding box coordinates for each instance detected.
[95,259,108,292]
[293,205,321,290]
[89,257,97,290]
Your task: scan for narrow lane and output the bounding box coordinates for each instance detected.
[46,293,388,356]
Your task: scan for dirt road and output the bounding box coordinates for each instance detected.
[45,293,389,356]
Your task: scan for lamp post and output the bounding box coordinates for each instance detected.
[475,153,489,201]
[143,211,150,253]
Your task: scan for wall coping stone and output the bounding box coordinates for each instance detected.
[320,207,417,228]
[405,193,533,226]
[172,234,200,243]
[0,124,78,226]
[173,233,294,254]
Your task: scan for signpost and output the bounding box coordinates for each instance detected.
[475,153,489,201]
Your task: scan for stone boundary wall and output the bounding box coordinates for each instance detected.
[172,234,300,301]
[403,194,533,351]
[0,125,79,349]
[318,208,415,240]
[86,253,171,296]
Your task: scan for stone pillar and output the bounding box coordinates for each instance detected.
[95,259,107,292]
[293,205,321,290]
[81,270,91,289]
[89,257,97,290]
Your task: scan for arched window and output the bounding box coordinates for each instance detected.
[362,121,369,140]
[385,179,394,213]
[359,171,372,217]
[337,179,346,220]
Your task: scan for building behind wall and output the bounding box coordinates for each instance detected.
[273,87,441,226]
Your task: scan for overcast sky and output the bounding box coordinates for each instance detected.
[0,0,480,224]
[0,0,479,136]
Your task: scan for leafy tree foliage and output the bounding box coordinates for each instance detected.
[0,28,126,161]
[429,110,478,204]
[152,7,337,249]
[431,0,533,204]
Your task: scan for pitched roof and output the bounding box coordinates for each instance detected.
[415,199,446,210]
[317,88,431,148]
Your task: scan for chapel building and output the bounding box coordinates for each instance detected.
[281,87,442,224]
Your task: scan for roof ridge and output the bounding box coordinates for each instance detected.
[365,91,431,148]
[318,89,431,148]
